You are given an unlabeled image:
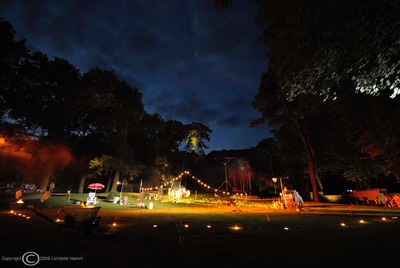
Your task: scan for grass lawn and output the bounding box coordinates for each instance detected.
[1,192,399,267]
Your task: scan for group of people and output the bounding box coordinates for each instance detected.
[0,181,44,196]
[281,188,304,210]
[0,180,56,197]
[168,186,191,202]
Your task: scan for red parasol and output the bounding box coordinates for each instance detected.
[87,183,105,194]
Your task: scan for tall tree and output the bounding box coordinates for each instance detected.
[217,0,400,199]
[0,19,29,120]
[79,68,146,192]
[251,71,324,201]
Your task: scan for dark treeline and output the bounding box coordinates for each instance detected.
[0,19,212,194]
[214,0,400,201]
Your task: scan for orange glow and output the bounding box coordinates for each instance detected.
[0,134,73,183]
[230,225,242,231]
[16,199,24,204]
[0,135,31,159]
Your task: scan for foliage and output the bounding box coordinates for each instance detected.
[0,19,212,187]
[253,0,400,100]
[245,0,400,196]
[106,191,120,199]
[227,159,253,193]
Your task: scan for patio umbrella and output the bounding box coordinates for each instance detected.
[87,183,105,194]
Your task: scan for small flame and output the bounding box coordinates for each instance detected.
[17,199,24,204]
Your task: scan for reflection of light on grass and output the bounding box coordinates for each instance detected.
[112,222,117,227]
[9,210,14,214]
[392,216,398,219]
[206,225,212,229]
[340,222,346,227]
[55,218,64,223]
[22,215,26,217]
[153,224,158,228]
[229,225,242,231]
[359,220,366,224]
[381,217,386,221]
[18,213,22,216]
[183,224,189,228]
[26,216,30,219]
[283,227,289,231]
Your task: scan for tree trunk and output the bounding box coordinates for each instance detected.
[304,145,320,202]
[78,176,86,193]
[110,169,120,192]
[282,100,320,202]
[40,173,51,191]
[105,176,112,193]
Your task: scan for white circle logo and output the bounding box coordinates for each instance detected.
[22,251,40,266]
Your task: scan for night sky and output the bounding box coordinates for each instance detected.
[0,0,271,152]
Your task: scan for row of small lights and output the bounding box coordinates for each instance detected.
[9,210,31,219]
[141,170,232,196]
[108,216,399,231]
[8,210,399,232]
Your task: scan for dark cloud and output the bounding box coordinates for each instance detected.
[0,0,271,152]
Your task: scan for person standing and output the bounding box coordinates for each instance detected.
[49,181,55,193]
[293,189,304,210]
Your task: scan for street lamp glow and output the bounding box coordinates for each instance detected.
[273,176,289,207]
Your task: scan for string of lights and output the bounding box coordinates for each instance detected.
[141,170,232,196]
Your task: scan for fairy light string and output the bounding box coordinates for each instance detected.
[141,170,232,196]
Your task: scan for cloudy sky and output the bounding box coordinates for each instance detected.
[0,0,271,152]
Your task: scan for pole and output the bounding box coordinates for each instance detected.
[278,177,289,208]
[272,177,277,194]
[215,157,236,192]
[280,178,284,194]
[224,161,228,191]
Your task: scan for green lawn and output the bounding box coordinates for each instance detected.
[1,193,399,267]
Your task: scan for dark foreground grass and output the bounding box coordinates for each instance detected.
[1,194,399,268]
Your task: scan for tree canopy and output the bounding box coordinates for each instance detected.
[0,18,212,190]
